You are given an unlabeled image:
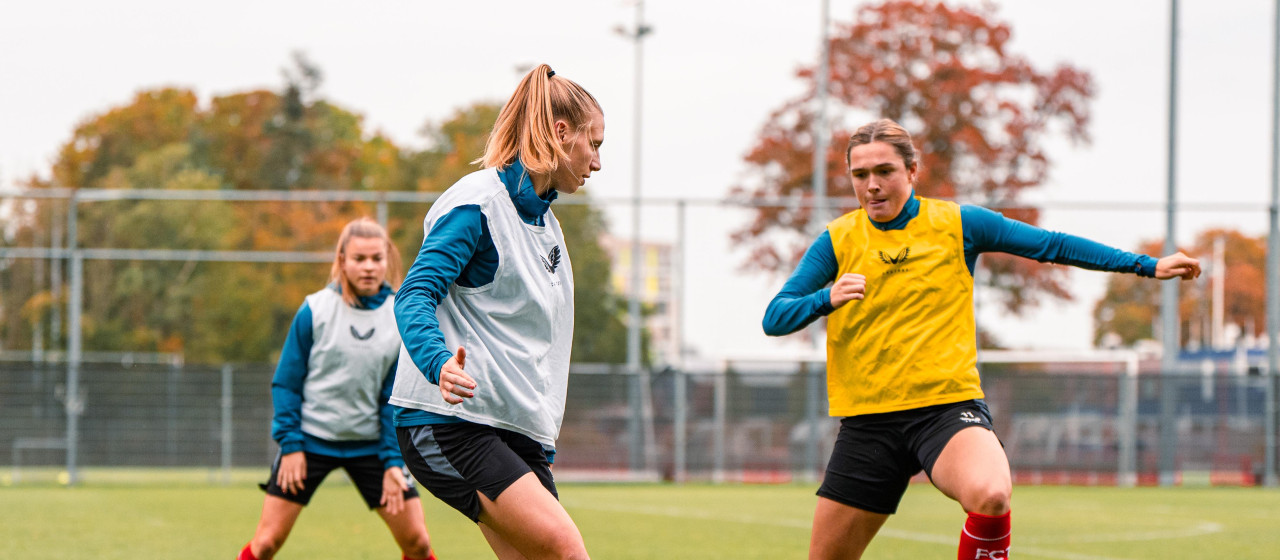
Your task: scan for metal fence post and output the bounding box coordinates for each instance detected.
[640,368,658,476]
[1267,364,1278,486]
[1118,355,1139,487]
[50,202,62,351]
[376,192,388,228]
[65,191,82,486]
[673,368,687,484]
[713,365,726,483]
[629,369,643,473]
[167,360,180,465]
[221,364,233,485]
[805,362,821,483]
[32,218,44,359]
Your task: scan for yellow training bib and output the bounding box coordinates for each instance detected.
[824,197,982,416]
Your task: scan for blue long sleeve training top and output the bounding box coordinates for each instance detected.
[270,283,404,468]
[762,194,1158,337]
[392,160,561,463]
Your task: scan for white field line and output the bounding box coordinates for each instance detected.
[564,501,1223,560]
[563,501,813,529]
[1022,522,1224,544]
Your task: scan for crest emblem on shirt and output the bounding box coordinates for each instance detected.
[878,247,911,265]
[350,326,375,340]
[540,245,562,274]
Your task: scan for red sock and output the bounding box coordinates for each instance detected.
[403,553,435,560]
[238,544,260,560]
[957,511,1010,560]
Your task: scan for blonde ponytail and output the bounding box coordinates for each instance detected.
[477,64,601,175]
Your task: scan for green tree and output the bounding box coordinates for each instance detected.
[51,88,202,189]
[4,57,398,361]
[78,144,236,355]
[3,72,638,365]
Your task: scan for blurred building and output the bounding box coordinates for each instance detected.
[600,235,679,366]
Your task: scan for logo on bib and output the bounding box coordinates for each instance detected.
[960,410,982,424]
[540,245,562,274]
[350,326,375,340]
[878,247,911,265]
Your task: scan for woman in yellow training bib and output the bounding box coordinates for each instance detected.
[763,119,1200,560]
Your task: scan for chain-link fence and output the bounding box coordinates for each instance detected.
[1,187,1277,485]
[2,357,1275,486]
[982,363,1274,486]
[0,360,275,482]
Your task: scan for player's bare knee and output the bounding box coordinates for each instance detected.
[251,535,285,559]
[545,530,588,559]
[967,483,1011,515]
[402,537,432,559]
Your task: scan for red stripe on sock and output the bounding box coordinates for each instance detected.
[238,544,260,560]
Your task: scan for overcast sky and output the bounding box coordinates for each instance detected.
[1,0,1276,360]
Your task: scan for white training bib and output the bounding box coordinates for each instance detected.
[391,168,574,447]
[302,287,400,441]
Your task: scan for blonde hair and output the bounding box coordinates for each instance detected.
[329,217,402,306]
[845,118,918,170]
[476,64,601,175]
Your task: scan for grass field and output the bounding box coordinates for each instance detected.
[2,470,1279,559]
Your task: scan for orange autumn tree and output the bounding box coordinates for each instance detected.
[1093,230,1269,348]
[11,55,402,361]
[2,57,634,364]
[7,54,430,361]
[732,0,1094,315]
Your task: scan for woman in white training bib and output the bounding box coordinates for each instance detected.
[392,64,603,560]
[238,218,435,560]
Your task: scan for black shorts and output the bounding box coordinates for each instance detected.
[260,450,418,509]
[817,399,996,515]
[397,422,557,523]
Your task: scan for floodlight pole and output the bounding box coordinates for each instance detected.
[1265,0,1280,488]
[802,0,832,484]
[1157,0,1181,488]
[624,0,649,380]
[622,0,652,474]
[811,0,830,236]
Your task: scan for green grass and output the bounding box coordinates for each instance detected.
[2,473,1278,559]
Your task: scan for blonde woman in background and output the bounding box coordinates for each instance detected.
[238,218,435,560]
